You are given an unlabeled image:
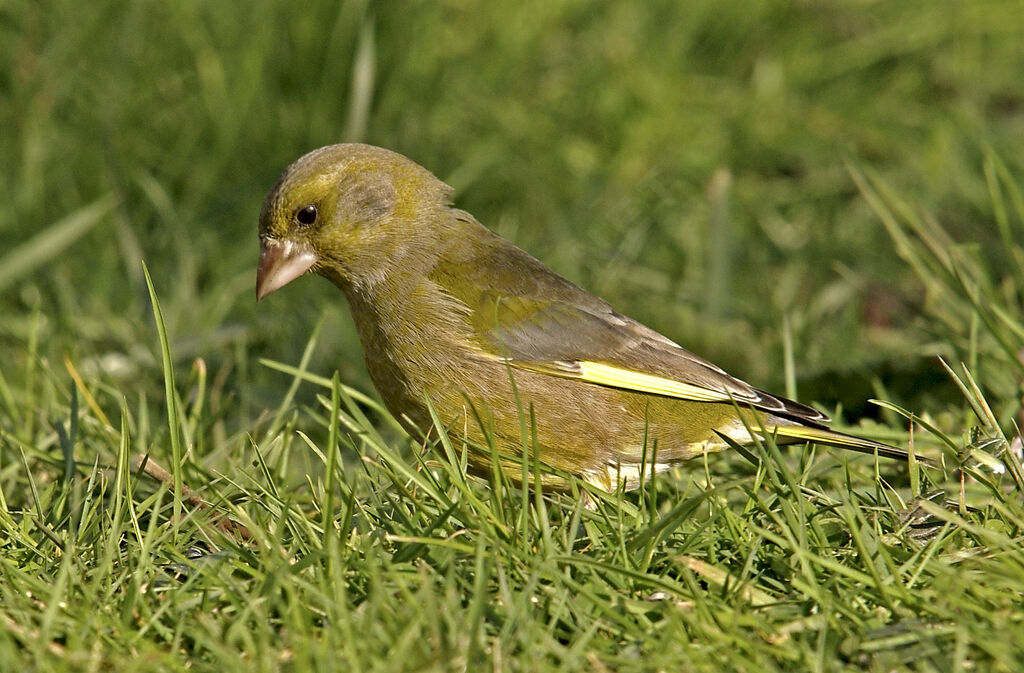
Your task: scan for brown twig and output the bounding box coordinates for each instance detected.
[131,454,254,542]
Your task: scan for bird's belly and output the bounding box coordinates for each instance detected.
[373,353,752,490]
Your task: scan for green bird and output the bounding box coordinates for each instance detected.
[257,144,914,491]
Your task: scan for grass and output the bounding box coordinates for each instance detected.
[3,0,1024,670]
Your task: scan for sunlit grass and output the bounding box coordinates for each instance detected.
[2,0,1024,670]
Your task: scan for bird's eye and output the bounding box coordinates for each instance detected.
[295,204,318,226]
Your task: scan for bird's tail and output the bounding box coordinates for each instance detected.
[772,424,934,465]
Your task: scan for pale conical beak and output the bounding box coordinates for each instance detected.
[256,238,318,301]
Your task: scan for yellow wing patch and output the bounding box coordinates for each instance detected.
[509,358,737,403]
[576,362,734,402]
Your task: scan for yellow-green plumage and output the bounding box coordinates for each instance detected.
[257,143,913,491]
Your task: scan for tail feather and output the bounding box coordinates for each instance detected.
[773,425,934,466]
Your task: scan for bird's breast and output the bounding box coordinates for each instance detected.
[344,281,487,429]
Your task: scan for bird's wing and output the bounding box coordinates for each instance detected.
[474,293,828,424]
[430,213,829,425]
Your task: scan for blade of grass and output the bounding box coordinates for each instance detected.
[143,262,183,534]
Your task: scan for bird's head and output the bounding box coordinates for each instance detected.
[256,143,453,300]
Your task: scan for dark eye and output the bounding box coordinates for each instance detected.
[295,204,318,226]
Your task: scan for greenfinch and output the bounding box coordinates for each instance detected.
[257,144,913,491]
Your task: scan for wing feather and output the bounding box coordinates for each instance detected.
[484,296,828,423]
[431,212,829,426]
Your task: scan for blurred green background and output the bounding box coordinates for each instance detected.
[3,0,1023,435]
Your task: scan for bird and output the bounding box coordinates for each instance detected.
[256,143,917,492]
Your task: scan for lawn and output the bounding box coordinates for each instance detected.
[2,1,1024,671]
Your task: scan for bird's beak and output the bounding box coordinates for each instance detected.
[256,238,318,301]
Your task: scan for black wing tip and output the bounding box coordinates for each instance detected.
[754,388,831,426]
